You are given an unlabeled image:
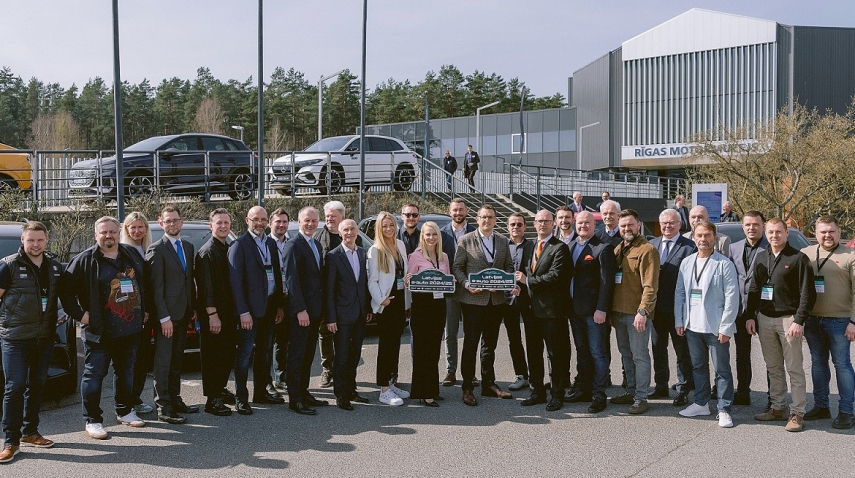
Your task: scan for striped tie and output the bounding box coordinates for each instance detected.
[531,240,543,272]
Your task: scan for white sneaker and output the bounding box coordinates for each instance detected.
[379,390,404,406]
[509,375,530,391]
[717,411,734,428]
[85,423,108,440]
[679,402,711,417]
[117,410,146,428]
[388,383,410,399]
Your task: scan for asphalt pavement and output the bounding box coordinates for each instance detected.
[5,323,854,477]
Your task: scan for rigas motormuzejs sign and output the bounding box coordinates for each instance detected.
[621,140,762,161]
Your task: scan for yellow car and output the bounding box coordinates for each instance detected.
[0,142,33,192]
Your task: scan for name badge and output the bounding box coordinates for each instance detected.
[41,296,47,312]
[433,291,444,299]
[119,278,134,294]
[814,276,825,294]
[396,278,405,290]
[265,266,274,283]
[281,270,289,295]
[690,288,702,306]
[761,285,774,301]
[614,271,623,284]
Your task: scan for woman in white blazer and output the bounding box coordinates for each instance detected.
[367,211,412,406]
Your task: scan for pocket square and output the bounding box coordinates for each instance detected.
[583,255,594,261]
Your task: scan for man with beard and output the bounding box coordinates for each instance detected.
[555,206,575,245]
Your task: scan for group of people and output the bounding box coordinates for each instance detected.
[2,193,854,464]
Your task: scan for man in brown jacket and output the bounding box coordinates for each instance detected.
[610,209,659,414]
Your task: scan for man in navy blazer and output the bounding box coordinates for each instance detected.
[282,206,327,415]
[728,210,769,405]
[228,206,285,415]
[649,209,697,405]
[566,211,616,413]
[324,219,372,411]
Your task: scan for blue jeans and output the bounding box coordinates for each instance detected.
[570,315,610,400]
[805,316,855,414]
[234,324,257,403]
[81,335,139,424]
[1,338,53,446]
[613,313,651,401]
[686,330,733,412]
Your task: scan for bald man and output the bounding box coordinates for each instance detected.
[683,206,731,258]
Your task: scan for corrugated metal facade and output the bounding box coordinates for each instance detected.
[793,26,855,115]
[571,53,612,171]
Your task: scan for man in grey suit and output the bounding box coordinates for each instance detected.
[146,205,198,424]
[675,220,739,428]
[452,205,516,406]
[684,206,730,257]
[728,210,768,406]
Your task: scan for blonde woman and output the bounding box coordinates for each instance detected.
[119,211,156,414]
[120,211,153,258]
[367,211,412,406]
[404,221,450,407]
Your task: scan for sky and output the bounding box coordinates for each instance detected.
[2,0,853,99]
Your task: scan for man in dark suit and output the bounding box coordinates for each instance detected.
[451,205,515,406]
[515,209,573,411]
[443,151,457,191]
[228,206,286,416]
[596,200,623,248]
[146,206,198,424]
[282,206,328,415]
[463,145,479,190]
[566,211,615,413]
[673,194,691,233]
[324,219,372,411]
[439,198,476,386]
[728,210,769,406]
[649,209,697,405]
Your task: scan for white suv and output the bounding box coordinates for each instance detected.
[268,135,418,195]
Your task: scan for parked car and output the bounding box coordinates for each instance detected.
[268,135,418,195]
[358,213,453,240]
[714,222,811,249]
[0,221,77,395]
[0,141,33,192]
[68,133,257,200]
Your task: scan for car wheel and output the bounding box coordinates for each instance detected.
[126,173,154,197]
[229,170,255,200]
[0,176,17,192]
[320,166,343,195]
[394,165,415,191]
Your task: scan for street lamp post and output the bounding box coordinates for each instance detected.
[578,121,600,171]
[476,100,501,166]
[318,70,345,141]
[231,125,244,143]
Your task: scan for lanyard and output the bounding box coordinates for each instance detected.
[766,250,784,282]
[255,238,270,265]
[427,254,439,270]
[816,247,835,273]
[480,235,496,262]
[692,255,712,284]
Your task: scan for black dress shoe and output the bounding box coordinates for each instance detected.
[521,394,547,406]
[420,399,440,408]
[833,413,854,429]
[158,410,187,424]
[804,406,831,421]
[350,393,369,404]
[336,398,354,411]
[304,394,329,407]
[588,397,607,413]
[546,398,564,411]
[235,400,253,415]
[566,390,593,403]
[648,388,670,399]
[289,402,317,415]
[173,401,200,414]
[672,391,689,406]
[221,389,236,405]
[205,398,232,416]
[253,391,286,404]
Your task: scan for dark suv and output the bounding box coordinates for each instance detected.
[68,133,257,200]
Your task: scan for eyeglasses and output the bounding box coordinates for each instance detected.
[162,219,182,225]
[402,213,419,218]
[478,215,496,220]
[533,220,553,225]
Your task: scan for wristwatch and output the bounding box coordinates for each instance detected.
[637,309,648,317]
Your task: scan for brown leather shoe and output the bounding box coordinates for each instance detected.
[754,408,788,421]
[20,433,54,448]
[785,414,805,432]
[0,445,20,463]
[482,384,512,399]
[442,372,456,387]
[462,389,478,406]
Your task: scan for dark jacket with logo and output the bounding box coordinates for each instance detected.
[0,248,63,341]
[60,243,148,343]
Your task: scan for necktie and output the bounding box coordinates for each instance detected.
[175,239,186,271]
[308,237,320,269]
[348,249,360,281]
[660,239,671,266]
[531,240,543,272]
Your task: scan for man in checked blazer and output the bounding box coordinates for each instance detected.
[146,205,198,424]
[452,204,517,406]
[515,209,573,411]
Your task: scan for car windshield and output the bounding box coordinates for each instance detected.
[304,137,352,152]
[0,236,20,257]
[716,224,811,250]
[125,136,173,152]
